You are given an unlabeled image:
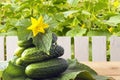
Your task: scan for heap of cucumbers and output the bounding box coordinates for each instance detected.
[3,33,68,80]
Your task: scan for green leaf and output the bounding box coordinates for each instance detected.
[87,29,111,37]
[16,19,32,40]
[63,10,79,18]
[44,15,58,29]
[0,61,8,77]
[50,59,109,80]
[54,13,65,22]
[15,19,31,28]
[67,0,80,7]
[104,15,120,26]
[0,30,17,36]
[81,10,91,16]
[33,31,52,54]
[71,17,80,27]
[94,0,108,12]
[54,71,95,80]
[113,31,120,36]
[66,59,97,75]
[1,60,33,80]
[2,58,26,80]
[53,0,67,4]
[66,27,87,37]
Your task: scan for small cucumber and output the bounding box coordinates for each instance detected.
[14,47,26,57]
[16,45,64,66]
[17,38,35,48]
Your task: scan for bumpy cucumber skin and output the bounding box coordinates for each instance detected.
[25,58,68,79]
[17,38,35,48]
[14,47,26,57]
[16,58,29,67]
[16,45,64,66]
[50,45,64,57]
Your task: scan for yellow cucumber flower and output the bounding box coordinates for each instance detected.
[27,16,49,36]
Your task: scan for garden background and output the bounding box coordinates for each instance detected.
[1,0,120,61]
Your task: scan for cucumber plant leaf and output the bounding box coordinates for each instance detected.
[66,27,87,37]
[0,61,8,77]
[53,71,95,80]
[16,19,32,41]
[63,10,79,18]
[67,0,80,7]
[2,57,27,80]
[104,15,120,26]
[50,59,109,80]
[32,31,52,54]
[87,29,111,37]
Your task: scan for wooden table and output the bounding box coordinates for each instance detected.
[82,62,120,80]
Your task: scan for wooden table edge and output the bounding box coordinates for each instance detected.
[81,62,120,80]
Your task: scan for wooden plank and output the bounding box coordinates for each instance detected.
[109,76,120,80]
[92,36,106,61]
[57,37,71,59]
[74,36,89,61]
[82,62,120,76]
[6,36,18,60]
[110,36,120,61]
[0,37,4,61]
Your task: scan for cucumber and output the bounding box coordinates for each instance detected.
[14,47,26,57]
[17,38,35,48]
[25,58,68,79]
[50,45,64,57]
[16,45,64,66]
[16,58,29,67]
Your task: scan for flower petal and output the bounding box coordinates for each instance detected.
[39,28,45,33]
[33,29,39,36]
[38,16,43,23]
[31,17,37,24]
[27,25,35,30]
[43,24,49,28]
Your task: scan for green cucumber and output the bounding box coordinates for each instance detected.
[17,38,35,48]
[14,47,26,57]
[16,45,64,66]
[25,58,68,79]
